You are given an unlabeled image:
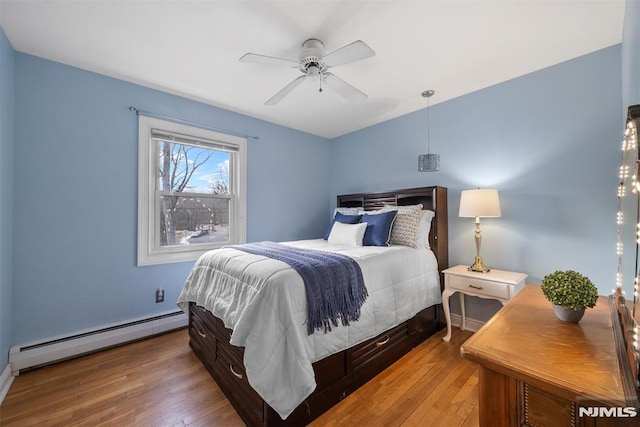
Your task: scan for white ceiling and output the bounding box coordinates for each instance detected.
[0,1,626,139]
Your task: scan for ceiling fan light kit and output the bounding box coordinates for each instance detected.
[240,38,375,105]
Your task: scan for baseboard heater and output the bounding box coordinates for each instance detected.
[9,310,187,375]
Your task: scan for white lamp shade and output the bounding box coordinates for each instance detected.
[459,189,502,218]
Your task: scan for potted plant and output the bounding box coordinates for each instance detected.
[540,270,599,323]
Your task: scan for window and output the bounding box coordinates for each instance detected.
[137,116,246,266]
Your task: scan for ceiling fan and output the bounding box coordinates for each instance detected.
[240,38,375,106]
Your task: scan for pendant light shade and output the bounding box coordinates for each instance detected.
[418,153,440,172]
[418,90,439,172]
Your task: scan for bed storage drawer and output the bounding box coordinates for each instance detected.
[348,322,408,371]
[189,310,216,358]
[189,303,263,425]
[213,321,245,362]
[189,305,217,372]
[214,338,264,424]
[188,302,442,427]
[191,304,219,330]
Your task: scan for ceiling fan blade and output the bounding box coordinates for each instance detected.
[265,75,307,105]
[323,73,367,103]
[240,53,298,68]
[322,40,375,67]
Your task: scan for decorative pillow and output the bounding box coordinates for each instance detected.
[382,204,423,248]
[334,207,361,216]
[415,210,435,249]
[324,212,362,239]
[327,222,367,246]
[356,208,382,215]
[361,210,398,246]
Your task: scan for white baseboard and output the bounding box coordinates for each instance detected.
[0,363,14,405]
[9,310,187,375]
[449,313,485,333]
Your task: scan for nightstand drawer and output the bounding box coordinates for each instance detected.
[447,275,510,299]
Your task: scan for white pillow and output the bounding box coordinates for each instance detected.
[327,222,368,246]
[415,210,435,249]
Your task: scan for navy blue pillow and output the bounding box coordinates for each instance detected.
[324,212,363,239]
[361,211,398,246]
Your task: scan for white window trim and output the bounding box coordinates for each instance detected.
[137,115,247,266]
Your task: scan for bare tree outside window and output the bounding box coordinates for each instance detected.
[138,115,246,266]
[157,140,231,247]
[209,161,229,195]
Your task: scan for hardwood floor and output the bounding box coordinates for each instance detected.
[0,328,477,426]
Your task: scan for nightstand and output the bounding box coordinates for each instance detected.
[442,265,527,342]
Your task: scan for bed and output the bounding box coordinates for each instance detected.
[177,186,448,426]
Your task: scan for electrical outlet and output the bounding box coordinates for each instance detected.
[155,288,164,303]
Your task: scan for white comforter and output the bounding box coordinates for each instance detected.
[177,239,441,419]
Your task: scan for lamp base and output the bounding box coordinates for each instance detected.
[468,256,490,273]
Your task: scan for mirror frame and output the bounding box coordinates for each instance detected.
[612,104,640,406]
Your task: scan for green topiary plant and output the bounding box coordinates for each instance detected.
[540,270,598,310]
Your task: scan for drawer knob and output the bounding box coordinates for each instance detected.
[229,364,244,380]
[376,336,390,347]
[197,329,207,338]
[468,284,484,290]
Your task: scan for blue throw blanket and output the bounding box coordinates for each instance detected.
[230,241,368,334]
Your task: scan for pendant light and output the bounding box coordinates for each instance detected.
[418,90,440,172]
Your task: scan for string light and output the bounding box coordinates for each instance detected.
[616,271,623,289]
[618,183,626,198]
[616,110,639,353]
[620,165,629,179]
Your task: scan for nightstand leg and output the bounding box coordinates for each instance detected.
[459,292,466,331]
[442,289,455,342]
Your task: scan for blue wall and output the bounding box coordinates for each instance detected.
[331,45,622,321]
[2,6,637,349]
[11,53,330,344]
[0,27,14,369]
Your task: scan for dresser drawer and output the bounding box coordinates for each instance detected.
[447,274,510,299]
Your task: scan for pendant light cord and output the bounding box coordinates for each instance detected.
[427,94,431,154]
[422,90,434,154]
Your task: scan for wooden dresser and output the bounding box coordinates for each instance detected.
[460,285,638,427]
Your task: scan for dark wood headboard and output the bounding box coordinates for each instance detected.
[336,186,449,275]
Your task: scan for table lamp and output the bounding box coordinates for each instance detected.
[459,188,501,272]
